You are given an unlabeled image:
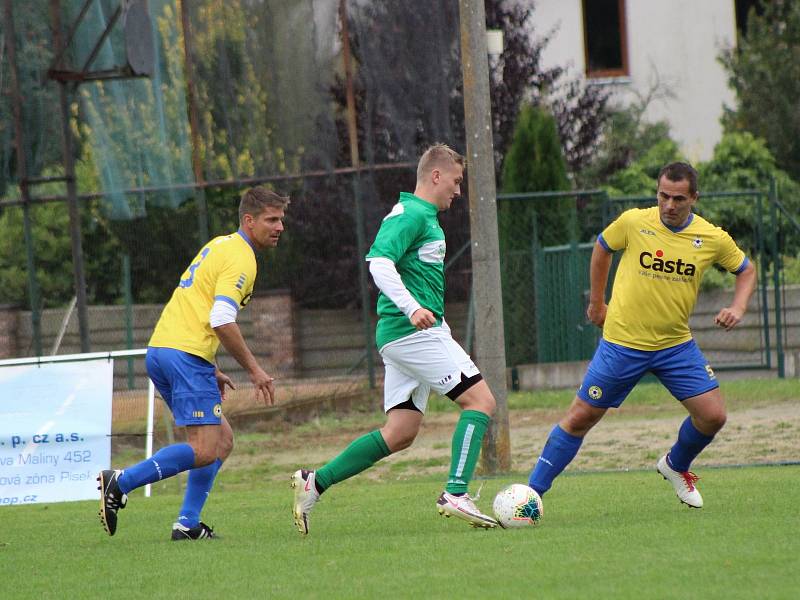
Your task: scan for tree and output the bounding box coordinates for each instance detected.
[498,104,570,364]
[485,1,610,174]
[698,131,800,257]
[0,2,64,198]
[501,105,569,193]
[301,0,611,308]
[719,0,800,180]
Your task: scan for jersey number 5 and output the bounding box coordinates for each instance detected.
[180,247,210,288]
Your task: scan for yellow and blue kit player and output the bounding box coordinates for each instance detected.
[97,187,289,540]
[528,162,756,509]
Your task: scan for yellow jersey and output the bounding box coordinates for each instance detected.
[149,230,257,362]
[599,207,747,351]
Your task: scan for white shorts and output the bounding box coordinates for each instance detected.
[379,323,480,413]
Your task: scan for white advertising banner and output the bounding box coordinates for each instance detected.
[0,359,113,505]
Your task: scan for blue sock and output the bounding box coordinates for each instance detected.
[177,458,222,528]
[528,425,584,496]
[118,443,195,494]
[667,417,715,472]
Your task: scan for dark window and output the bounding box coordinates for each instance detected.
[735,0,764,39]
[582,0,628,78]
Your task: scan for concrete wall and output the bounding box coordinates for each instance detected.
[531,0,737,160]
[4,285,796,390]
[8,291,299,389]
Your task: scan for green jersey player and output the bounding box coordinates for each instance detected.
[291,144,498,533]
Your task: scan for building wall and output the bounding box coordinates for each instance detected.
[531,0,737,161]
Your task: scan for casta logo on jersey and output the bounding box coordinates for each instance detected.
[639,249,696,276]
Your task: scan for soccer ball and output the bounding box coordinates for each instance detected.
[492,484,543,528]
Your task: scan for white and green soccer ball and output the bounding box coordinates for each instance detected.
[492,484,543,528]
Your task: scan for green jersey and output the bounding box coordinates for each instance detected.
[367,192,446,348]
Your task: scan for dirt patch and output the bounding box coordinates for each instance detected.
[222,397,799,482]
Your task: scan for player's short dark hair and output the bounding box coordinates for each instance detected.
[417,143,465,181]
[658,162,699,196]
[238,186,290,222]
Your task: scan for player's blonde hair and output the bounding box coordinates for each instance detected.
[416,143,465,182]
[238,186,290,223]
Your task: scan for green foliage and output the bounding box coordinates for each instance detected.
[0,200,120,308]
[499,105,569,365]
[72,0,194,219]
[719,0,800,180]
[698,132,800,259]
[576,103,673,190]
[0,3,63,198]
[603,139,682,197]
[700,132,776,189]
[501,105,569,193]
[779,255,800,286]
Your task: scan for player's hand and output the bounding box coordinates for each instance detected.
[410,307,436,330]
[215,368,236,401]
[250,367,276,406]
[586,302,607,327]
[714,306,744,330]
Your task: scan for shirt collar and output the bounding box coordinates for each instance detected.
[661,212,694,233]
[236,228,257,254]
[400,191,437,213]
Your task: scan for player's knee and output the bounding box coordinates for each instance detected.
[562,403,603,436]
[455,383,495,415]
[218,434,234,461]
[190,444,218,467]
[392,433,416,452]
[482,393,496,416]
[382,427,418,452]
[704,410,727,433]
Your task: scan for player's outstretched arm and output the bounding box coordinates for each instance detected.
[214,323,275,405]
[714,261,757,330]
[586,241,613,327]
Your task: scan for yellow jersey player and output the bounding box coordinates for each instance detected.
[528,162,756,509]
[98,187,289,540]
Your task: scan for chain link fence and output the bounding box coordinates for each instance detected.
[497,189,790,373]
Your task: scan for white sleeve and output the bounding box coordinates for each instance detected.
[209,299,238,328]
[367,257,423,319]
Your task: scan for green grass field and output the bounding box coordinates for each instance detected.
[1,465,798,599]
[1,378,798,599]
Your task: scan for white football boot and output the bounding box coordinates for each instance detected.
[437,491,498,528]
[657,454,703,508]
[291,469,320,535]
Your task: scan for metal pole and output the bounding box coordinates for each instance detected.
[4,0,43,356]
[123,254,135,389]
[340,0,375,388]
[145,378,155,498]
[50,0,91,353]
[458,0,510,473]
[179,0,209,243]
[756,194,771,369]
[769,179,784,378]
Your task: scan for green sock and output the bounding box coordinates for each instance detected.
[445,410,490,494]
[315,430,390,493]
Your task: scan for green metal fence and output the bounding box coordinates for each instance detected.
[534,241,597,362]
[498,188,787,373]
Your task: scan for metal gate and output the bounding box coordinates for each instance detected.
[499,188,787,373]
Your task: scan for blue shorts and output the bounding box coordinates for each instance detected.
[577,339,719,408]
[145,347,222,426]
